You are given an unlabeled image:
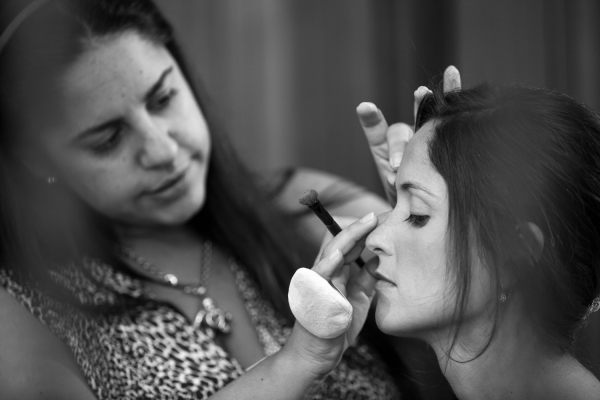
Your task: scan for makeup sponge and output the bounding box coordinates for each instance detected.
[288,268,353,339]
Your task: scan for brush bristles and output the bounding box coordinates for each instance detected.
[298,189,319,206]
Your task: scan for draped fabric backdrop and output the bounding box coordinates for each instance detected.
[156,1,600,398]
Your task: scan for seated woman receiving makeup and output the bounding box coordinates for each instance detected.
[294,81,600,399]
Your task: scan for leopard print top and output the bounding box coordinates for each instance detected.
[0,258,400,399]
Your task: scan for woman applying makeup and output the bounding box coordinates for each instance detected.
[0,0,402,398]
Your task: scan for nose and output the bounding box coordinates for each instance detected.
[366,211,392,255]
[137,117,178,169]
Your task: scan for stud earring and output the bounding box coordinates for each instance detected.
[500,286,510,303]
[46,176,56,184]
[590,296,600,314]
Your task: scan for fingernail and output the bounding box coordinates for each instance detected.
[391,152,402,169]
[358,102,377,113]
[358,103,380,126]
[445,65,457,75]
[415,86,431,98]
[328,249,341,260]
[359,212,375,223]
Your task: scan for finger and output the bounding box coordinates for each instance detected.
[319,212,376,262]
[333,216,360,229]
[315,213,377,277]
[443,65,461,92]
[315,229,334,264]
[347,257,378,301]
[413,86,432,123]
[344,258,379,344]
[315,216,357,263]
[356,102,389,148]
[330,264,351,295]
[387,122,414,171]
[312,248,345,281]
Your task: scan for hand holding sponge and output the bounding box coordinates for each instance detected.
[288,268,353,339]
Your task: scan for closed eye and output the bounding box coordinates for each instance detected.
[405,214,429,228]
[147,88,178,112]
[90,126,124,155]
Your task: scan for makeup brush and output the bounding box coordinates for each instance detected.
[299,189,365,268]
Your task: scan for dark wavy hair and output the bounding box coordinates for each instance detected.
[415,83,600,354]
[0,0,313,319]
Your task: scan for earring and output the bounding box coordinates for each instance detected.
[46,176,56,184]
[500,286,510,303]
[590,296,600,314]
[499,292,507,303]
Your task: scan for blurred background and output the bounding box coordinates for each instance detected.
[156,1,600,398]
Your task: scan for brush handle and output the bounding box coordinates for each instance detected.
[308,202,366,268]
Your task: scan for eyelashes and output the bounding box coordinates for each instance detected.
[89,88,179,156]
[148,88,178,112]
[404,214,430,228]
[90,126,124,155]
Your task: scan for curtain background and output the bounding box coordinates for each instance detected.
[156,1,600,397]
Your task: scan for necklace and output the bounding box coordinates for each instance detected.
[116,240,232,336]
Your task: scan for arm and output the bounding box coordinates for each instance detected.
[0,287,97,400]
[0,285,327,400]
[0,214,375,400]
[0,291,355,400]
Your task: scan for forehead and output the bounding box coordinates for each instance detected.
[62,31,168,93]
[397,121,447,198]
[403,121,434,167]
[56,32,172,131]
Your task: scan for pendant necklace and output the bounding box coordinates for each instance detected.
[116,240,232,337]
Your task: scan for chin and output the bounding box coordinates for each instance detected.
[375,316,421,338]
[171,196,206,225]
[375,301,430,338]
[374,299,398,335]
[155,188,206,226]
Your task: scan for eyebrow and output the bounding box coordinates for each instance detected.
[143,66,173,103]
[74,66,174,141]
[399,181,438,199]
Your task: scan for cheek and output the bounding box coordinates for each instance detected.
[392,222,448,290]
[383,222,454,326]
[57,155,137,211]
[173,86,211,156]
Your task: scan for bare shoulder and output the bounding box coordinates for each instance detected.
[271,167,391,218]
[568,368,600,400]
[0,286,96,399]
[541,359,600,400]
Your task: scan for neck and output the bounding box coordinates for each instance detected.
[114,222,199,250]
[426,304,585,400]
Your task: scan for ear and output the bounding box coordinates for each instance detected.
[516,221,544,262]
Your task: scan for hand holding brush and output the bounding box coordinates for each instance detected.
[289,189,377,340]
[298,189,365,268]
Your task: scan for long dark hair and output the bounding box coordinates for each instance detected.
[0,0,312,320]
[416,83,600,354]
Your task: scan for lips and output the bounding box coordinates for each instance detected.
[374,270,396,286]
[146,165,189,195]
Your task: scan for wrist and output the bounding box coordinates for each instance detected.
[279,322,342,380]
